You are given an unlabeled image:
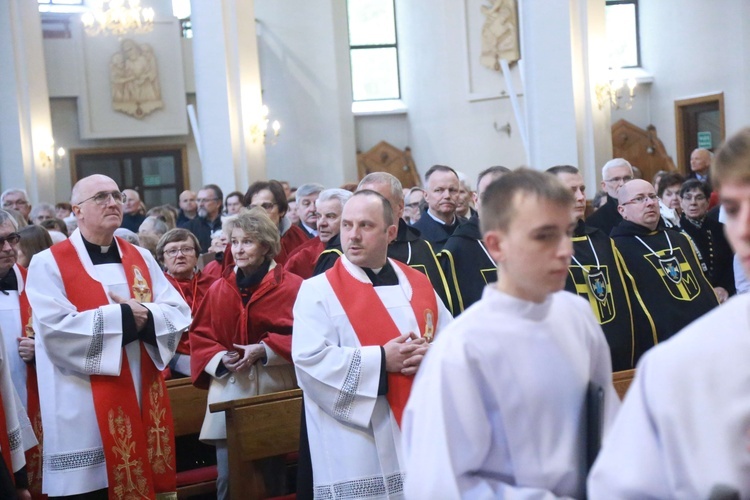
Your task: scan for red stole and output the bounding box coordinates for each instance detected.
[50,238,176,499]
[16,266,44,497]
[326,259,437,426]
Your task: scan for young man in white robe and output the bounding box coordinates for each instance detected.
[588,127,750,498]
[26,175,191,499]
[292,190,452,499]
[402,168,620,499]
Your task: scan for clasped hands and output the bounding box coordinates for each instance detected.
[109,291,149,331]
[384,332,429,376]
[222,343,266,373]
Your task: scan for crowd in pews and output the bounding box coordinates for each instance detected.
[0,129,748,498]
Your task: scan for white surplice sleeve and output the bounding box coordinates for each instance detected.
[292,278,382,430]
[0,325,36,472]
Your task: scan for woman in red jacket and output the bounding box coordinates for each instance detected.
[190,207,302,499]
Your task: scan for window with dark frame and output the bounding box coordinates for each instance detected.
[605,0,640,69]
[347,0,401,102]
[72,147,187,209]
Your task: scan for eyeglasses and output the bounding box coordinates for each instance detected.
[196,198,219,204]
[75,191,126,206]
[2,200,28,209]
[249,202,277,211]
[0,233,20,247]
[604,176,634,184]
[682,194,707,202]
[405,202,421,209]
[164,246,197,257]
[621,193,658,206]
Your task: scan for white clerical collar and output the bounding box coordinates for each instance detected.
[426,210,456,226]
[301,221,318,237]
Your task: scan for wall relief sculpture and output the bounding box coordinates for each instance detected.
[110,39,163,119]
[480,0,520,71]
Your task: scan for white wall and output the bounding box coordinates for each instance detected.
[255,0,357,188]
[612,0,750,165]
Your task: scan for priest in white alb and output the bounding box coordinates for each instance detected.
[26,175,191,499]
[292,190,452,499]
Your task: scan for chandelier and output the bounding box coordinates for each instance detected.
[595,78,637,110]
[250,105,282,145]
[81,0,155,37]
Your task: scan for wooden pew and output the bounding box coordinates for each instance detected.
[166,377,217,498]
[613,369,636,400]
[210,389,303,500]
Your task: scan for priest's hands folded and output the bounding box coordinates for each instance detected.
[384,332,429,376]
[222,343,267,372]
[109,291,150,331]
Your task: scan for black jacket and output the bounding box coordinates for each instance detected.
[410,210,462,252]
[680,214,735,295]
[567,220,655,370]
[586,194,622,237]
[611,220,719,357]
[439,214,496,315]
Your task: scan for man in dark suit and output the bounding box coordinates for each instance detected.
[411,165,462,252]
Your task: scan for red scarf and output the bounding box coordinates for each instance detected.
[50,238,176,499]
[326,259,437,426]
[16,266,44,497]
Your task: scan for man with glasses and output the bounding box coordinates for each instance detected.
[0,209,39,498]
[179,184,224,253]
[295,183,324,239]
[1,189,32,225]
[586,158,635,236]
[611,179,718,360]
[403,187,424,225]
[25,174,191,498]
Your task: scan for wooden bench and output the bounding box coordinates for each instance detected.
[613,369,636,400]
[210,389,303,500]
[166,377,217,498]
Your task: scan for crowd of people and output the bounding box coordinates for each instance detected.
[0,130,748,498]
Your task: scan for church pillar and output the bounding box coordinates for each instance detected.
[190,0,265,196]
[519,0,612,191]
[0,0,55,203]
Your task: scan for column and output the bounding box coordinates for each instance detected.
[190,0,266,196]
[0,0,55,203]
[519,0,612,190]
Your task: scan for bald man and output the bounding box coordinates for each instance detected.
[177,190,198,225]
[610,179,718,360]
[689,148,712,188]
[120,188,145,233]
[26,174,191,497]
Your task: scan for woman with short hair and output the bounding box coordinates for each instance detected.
[190,208,302,499]
[156,228,216,377]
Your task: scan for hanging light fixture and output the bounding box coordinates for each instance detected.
[81,0,155,37]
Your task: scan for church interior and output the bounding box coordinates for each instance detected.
[3,0,748,206]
